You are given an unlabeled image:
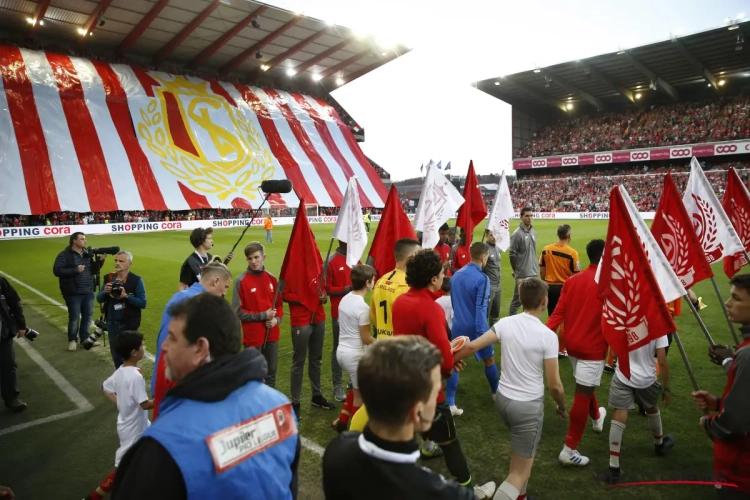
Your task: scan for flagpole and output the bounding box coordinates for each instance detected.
[671,331,708,416]
[321,237,336,287]
[263,280,285,350]
[314,237,336,325]
[683,295,715,345]
[710,276,741,344]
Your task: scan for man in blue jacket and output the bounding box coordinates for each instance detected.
[447,242,498,414]
[151,262,232,419]
[112,293,300,499]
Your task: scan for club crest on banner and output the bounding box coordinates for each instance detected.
[658,214,696,287]
[136,75,275,204]
[690,194,722,262]
[728,198,750,272]
[423,183,451,236]
[602,237,650,348]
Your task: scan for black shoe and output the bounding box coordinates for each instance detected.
[655,435,675,457]
[292,403,301,422]
[5,398,27,413]
[637,403,647,417]
[603,364,615,374]
[606,467,622,484]
[312,395,335,410]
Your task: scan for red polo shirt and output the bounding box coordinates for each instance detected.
[392,287,455,404]
[435,242,452,277]
[546,265,607,360]
[325,252,360,319]
[452,244,471,272]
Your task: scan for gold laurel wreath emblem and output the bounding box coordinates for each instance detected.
[136,76,275,202]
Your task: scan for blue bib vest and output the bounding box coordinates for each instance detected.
[144,379,298,499]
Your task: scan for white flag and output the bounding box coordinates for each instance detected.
[682,157,744,264]
[332,177,368,268]
[414,164,464,249]
[486,173,515,252]
[620,185,685,302]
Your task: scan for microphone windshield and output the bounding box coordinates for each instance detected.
[261,179,293,194]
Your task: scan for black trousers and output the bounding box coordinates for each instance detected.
[547,284,564,316]
[0,338,18,403]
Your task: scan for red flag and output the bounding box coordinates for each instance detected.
[651,173,713,288]
[367,185,417,278]
[598,186,677,379]
[279,199,323,312]
[455,160,487,245]
[722,168,750,278]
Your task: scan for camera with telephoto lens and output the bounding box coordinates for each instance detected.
[82,317,108,350]
[110,279,125,296]
[23,328,40,341]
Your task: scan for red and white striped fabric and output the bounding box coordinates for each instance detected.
[0,46,388,215]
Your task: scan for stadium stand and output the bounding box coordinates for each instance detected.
[509,161,750,212]
[515,96,750,158]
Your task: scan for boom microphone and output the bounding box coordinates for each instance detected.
[261,179,293,194]
[89,246,120,255]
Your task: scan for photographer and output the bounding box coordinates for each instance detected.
[0,275,28,413]
[53,232,97,351]
[97,251,147,368]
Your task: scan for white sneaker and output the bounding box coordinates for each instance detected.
[450,405,464,416]
[474,481,496,499]
[68,341,77,351]
[558,446,590,466]
[492,392,497,403]
[592,407,607,433]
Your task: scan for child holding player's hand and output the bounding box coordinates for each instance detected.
[85,331,152,500]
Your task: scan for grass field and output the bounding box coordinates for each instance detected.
[0,219,737,499]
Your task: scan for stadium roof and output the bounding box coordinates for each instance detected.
[0,0,410,85]
[477,20,750,114]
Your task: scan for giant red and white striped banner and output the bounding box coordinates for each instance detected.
[0,46,388,215]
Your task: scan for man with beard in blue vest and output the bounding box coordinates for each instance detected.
[112,293,300,499]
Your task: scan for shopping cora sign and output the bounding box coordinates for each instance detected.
[513,140,750,170]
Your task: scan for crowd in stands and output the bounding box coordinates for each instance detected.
[509,161,750,212]
[516,95,750,158]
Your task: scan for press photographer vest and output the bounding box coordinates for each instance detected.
[104,272,142,330]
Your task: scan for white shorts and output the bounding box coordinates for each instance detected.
[569,357,605,387]
[337,348,364,389]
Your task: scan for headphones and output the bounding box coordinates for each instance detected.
[198,228,207,245]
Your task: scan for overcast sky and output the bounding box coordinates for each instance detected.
[266,0,748,180]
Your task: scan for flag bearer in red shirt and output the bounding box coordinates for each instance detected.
[232,242,283,388]
[284,274,336,421]
[392,249,496,499]
[325,240,361,403]
[693,274,750,499]
[435,223,452,277]
[546,239,608,467]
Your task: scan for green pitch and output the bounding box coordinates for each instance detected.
[0,220,737,499]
